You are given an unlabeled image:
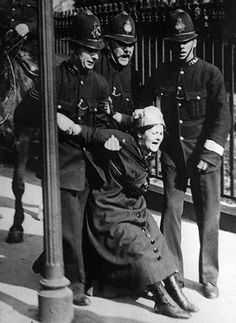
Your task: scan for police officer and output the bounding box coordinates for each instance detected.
[94,11,141,130]
[25,10,110,306]
[140,9,231,299]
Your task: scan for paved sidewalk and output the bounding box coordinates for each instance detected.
[0,164,236,323]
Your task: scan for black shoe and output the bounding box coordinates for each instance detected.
[32,252,45,276]
[202,283,219,299]
[153,284,191,319]
[73,293,91,306]
[165,274,199,313]
[69,283,91,306]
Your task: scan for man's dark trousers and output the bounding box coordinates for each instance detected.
[61,185,89,291]
[160,161,221,286]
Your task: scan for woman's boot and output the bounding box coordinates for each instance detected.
[164,274,199,313]
[150,282,191,319]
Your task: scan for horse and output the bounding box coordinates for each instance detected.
[0,36,40,243]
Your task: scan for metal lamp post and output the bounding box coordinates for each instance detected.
[38,1,73,322]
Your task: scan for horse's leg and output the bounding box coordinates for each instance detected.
[6,126,35,243]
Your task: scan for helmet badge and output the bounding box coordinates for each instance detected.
[175,17,185,33]
[123,19,132,34]
[91,23,101,40]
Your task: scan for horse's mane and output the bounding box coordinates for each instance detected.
[0,52,34,140]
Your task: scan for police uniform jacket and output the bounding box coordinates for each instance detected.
[140,58,231,169]
[76,126,176,289]
[15,59,109,191]
[94,50,141,129]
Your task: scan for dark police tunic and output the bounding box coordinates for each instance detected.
[140,58,231,167]
[139,57,231,286]
[94,50,141,129]
[18,59,110,289]
[76,126,176,290]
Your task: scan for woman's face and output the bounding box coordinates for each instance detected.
[140,124,164,153]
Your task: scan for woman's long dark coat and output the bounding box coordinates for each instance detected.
[78,127,177,290]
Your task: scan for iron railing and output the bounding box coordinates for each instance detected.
[53,0,235,203]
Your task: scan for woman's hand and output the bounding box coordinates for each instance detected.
[104,135,122,151]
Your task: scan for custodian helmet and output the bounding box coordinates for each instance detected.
[104,11,137,45]
[165,9,198,43]
[68,9,104,50]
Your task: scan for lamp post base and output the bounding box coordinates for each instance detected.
[38,287,74,323]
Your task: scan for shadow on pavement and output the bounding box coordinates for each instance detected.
[0,291,38,322]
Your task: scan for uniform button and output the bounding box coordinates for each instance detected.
[145,233,151,238]
[94,108,97,112]
[11,18,15,22]
[153,247,158,253]
[179,120,183,124]
[129,206,134,209]
[151,239,155,244]
[180,136,184,140]
[160,92,163,96]
[57,104,62,109]
[80,80,84,85]
[178,103,182,107]
[78,116,81,120]
[177,86,182,90]
[12,7,16,11]
[157,255,162,260]
[137,213,141,218]
[196,95,200,100]
[180,70,184,75]
[126,98,130,101]
[141,227,145,232]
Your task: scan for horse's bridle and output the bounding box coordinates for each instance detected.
[0,51,17,126]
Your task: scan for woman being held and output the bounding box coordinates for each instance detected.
[57,106,199,319]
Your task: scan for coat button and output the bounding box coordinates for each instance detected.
[196,95,200,100]
[57,104,62,109]
[180,70,184,75]
[180,136,184,140]
[177,86,182,90]
[94,108,97,112]
[178,102,182,107]
[126,98,130,101]
[153,247,158,253]
[151,239,155,244]
[157,255,162,260]
[141,227,146,232]
[78,116,81,120]
[80,80,84,85]
[179,120,183,124]
[145,233,151,238]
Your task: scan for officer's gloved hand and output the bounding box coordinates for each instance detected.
[15,23,29,37]
[57,112,75,134]
[196,159,209,172]
[132,108,144,120]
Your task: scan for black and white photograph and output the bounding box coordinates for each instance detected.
[0,1,235,322]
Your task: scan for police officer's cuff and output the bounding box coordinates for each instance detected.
[204,139,224,156]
